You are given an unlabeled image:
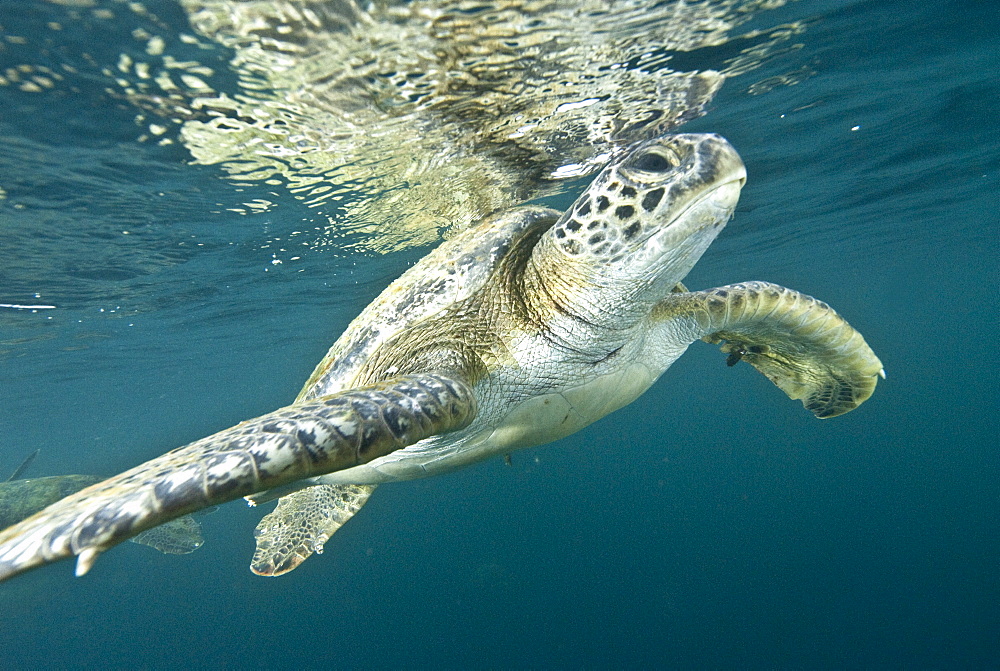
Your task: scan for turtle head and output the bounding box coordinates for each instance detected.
[534,133,746,321]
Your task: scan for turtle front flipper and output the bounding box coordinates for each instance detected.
[653,281,884,418]
[250,484,376,576]
[0,374,475,583]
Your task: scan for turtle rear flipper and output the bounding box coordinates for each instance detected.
[0,373,475,582]
[250,484,375,576]
[654,281,884,418]
[131,515,204,555]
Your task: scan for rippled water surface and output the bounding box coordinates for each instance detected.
[0,0,996,667]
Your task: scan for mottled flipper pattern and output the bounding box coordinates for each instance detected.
[0,471,204,557]
[131,516,205,555]
[251,484,376,576]
[0,374,475,582]
[655,281,884,418]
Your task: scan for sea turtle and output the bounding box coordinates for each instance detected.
[0,452,205,556]
[0,133,883,582]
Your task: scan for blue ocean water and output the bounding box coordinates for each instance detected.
[0,0,997,667]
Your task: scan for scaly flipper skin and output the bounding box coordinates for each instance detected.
[250,484,375,576]
[131,515,204,555]
[654,282,884,418]
[0,472,203,556]
[0,374,474,582]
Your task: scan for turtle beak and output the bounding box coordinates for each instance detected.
[683,132,746,196]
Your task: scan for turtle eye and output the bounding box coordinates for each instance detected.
[630,150,676,173]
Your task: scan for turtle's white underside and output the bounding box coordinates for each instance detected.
[314,330,694,484]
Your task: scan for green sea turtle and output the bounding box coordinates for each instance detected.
[0,133,883,582]
[0,452,205,556]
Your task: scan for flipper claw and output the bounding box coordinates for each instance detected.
[75,547,100,577]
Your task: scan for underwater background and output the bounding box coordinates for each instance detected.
[0,0,996,667]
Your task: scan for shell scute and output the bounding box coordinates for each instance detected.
[300,206,559,399]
